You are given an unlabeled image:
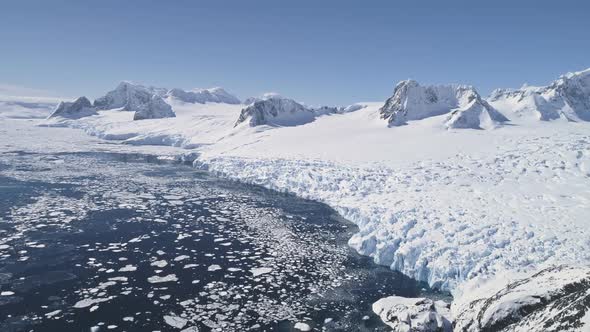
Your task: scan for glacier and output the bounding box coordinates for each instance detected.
[4,68,590,330]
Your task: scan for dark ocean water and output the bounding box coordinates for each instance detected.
[0,151,435,332]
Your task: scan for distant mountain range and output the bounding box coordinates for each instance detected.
[47,68,590,129]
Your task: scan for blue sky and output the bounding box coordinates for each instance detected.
[1,0,589,105]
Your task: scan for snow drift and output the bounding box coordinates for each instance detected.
[380,80,508,129]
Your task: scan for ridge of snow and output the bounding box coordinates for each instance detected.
[48,96,97,119]
[380,80,507,129]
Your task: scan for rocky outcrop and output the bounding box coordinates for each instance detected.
[234,96,315,127]
[452,265,590,332]
[132,94,176,120]
[47,96,96,119]
[373,296,452,331]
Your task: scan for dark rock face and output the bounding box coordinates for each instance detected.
[453,265,590,332]
[47,96,96,119]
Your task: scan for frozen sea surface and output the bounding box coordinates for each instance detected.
[0,151,439,331]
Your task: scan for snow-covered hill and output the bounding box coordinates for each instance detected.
[380,80,508,129]
[489,68,590,122]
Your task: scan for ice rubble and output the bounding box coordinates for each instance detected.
[48,96,97,119]
[380,80,508,129]
[488,68,590,122]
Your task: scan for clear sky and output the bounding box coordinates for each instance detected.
[1,0,589,105]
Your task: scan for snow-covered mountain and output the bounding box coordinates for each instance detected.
[380,80,508,129]
[488,68,590,122]
[94,82,175,120]
[94,82,157,111]
[132,94,176,120]
[166,87,240,104]
[48,96,96,119]
[234,96,316,127]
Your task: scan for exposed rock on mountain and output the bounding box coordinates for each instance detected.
[132,94,176,120]
[235,96,315,127]
[452,265,590,332]
[380,80,508,129]
[373,296,452,332]
[47,96,96,119]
